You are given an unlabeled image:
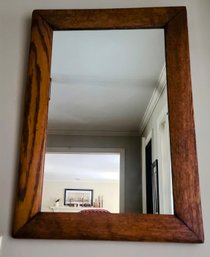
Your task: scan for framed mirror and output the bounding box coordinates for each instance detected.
[12,7,204,242]
[43,28,170,216]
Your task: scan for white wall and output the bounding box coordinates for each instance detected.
[41,180,119,213]
[0,1,210,257]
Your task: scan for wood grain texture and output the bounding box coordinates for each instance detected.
[15,213,200,242]
[13,11,53,234]
[165,9,204,241]
[35,7,184,30]
[13,7,204,243]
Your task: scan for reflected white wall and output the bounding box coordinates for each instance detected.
[41,180,119,213]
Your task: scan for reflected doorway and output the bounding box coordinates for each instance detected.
[41,148,125,213]
[146,139,153,214]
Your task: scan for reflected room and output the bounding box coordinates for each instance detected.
[41,29,174,215]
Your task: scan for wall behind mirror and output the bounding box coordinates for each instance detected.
[41,29,174,215]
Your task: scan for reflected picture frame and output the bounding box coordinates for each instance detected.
[64,189,93,207]
[152,159,159,214]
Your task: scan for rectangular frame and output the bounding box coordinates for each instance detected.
[64,189,93,207]
[12,7,204,242]
[152,159,159,214]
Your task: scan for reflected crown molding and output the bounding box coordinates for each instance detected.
[47,129,139,136]
[139,65,167,134]
[48,66,166,137]
[51,73,147,88]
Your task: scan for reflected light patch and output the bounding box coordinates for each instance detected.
[0,236,3,252]
[44,152,120,181]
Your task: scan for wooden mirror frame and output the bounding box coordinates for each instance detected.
[12,7,204,243]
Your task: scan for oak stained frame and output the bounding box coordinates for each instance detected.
[12,7,204,242]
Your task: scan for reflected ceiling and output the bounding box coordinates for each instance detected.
[44,153,120,181]
[48,29,165,133]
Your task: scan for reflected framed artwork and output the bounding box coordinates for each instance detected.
[64,189,93,207]
[152,159,159,214]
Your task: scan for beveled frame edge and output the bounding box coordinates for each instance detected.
[12,7,204,243]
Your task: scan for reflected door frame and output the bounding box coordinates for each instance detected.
[156,104,174,214]
[45,147,125,213]
[142,130,153,214]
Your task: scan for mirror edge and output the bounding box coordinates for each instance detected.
[12,7,204,243]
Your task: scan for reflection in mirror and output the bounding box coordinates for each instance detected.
[41,29,174,214]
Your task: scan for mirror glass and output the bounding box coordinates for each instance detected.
[41,29,174,214]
